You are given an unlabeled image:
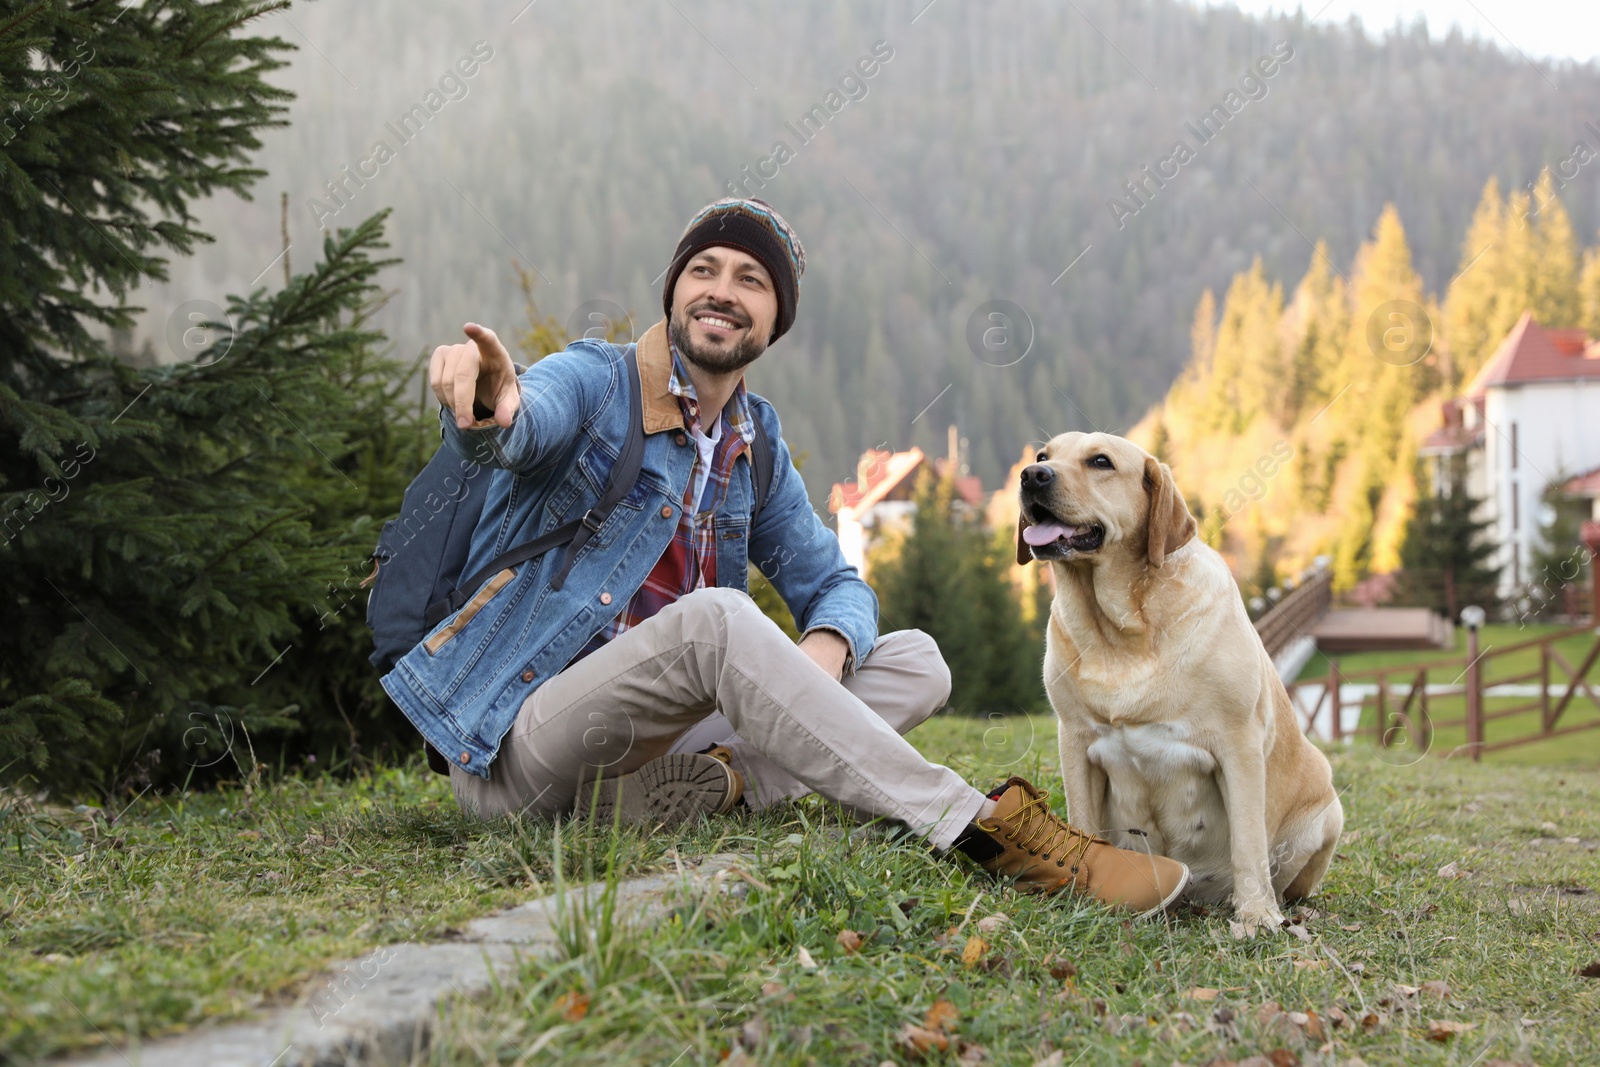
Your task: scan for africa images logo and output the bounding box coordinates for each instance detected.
[1106,41,1296,230]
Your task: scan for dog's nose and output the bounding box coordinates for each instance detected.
[1020,463,1054,491]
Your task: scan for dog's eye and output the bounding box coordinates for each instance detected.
[1089,454,1114,469]
[1035,451,1047,462]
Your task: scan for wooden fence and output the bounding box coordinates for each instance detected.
[1287,624,1600,758]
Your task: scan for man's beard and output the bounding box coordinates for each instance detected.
[670,305,768,374]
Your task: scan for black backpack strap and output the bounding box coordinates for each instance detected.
[427,519,584,628]
[749,414,775,527]
[425,349,644,624]
[547,348,644,591]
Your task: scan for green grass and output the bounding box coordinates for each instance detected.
[1351,695,1600,767]
[1294,623,1598,684]
[5,718,1600,1065]
[1293,622,1600,765]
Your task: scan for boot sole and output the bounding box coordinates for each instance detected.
[574,753,735,827]
[1136,860,1192,920]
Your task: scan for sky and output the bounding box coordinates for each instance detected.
[1214,0,1600,64]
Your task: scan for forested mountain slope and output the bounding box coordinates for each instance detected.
[1138,172,1600,592]
[127,0,1600,501]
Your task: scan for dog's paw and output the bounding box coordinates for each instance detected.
[1229,905,1286,939]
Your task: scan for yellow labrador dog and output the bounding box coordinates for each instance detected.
[1016,431,1342,934]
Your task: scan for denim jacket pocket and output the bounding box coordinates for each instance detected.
[424,567,516,655]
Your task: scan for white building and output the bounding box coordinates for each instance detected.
[828,444,986,578]
[1420,313,1600,597]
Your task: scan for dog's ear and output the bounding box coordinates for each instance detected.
[1015,513,1035,567]
[1143,455,1195,569]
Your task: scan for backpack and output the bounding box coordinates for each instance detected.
[364,348,774,773]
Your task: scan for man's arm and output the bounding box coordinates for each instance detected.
[747,399,879,676]
[430,324,611,474]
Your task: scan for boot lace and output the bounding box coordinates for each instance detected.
[983,791,1101,881]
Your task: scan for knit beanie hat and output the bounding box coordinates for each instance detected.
[661,198,806,344]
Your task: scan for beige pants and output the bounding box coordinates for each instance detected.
[450,587,988,849]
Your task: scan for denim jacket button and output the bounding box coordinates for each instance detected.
[660,505,673,518]
[521,670,535,683]
[674,433,688,446]
[599,591,612,605]
[458,751,471,764]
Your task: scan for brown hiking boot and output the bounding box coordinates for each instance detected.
[953,777,1189,918]
[574,747,743,827]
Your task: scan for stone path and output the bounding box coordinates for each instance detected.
[60,853,751,1067]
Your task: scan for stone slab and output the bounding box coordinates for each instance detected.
[58,852,751,1067]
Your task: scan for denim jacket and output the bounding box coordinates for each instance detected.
[380,320,879,778]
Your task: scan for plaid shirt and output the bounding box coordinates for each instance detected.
[568,346,754,663]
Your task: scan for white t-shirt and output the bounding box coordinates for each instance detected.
[690,415,722,514]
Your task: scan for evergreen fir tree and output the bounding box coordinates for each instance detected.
[0,1,418,795]
[1284,241,1342,424]
[1524,479,1591,621]
[1325,205,1427,587]
[1528,169,1580,327]
[869,470,1043,716]
[1203,260,1282,433]
[1443,179,1508,381]
[1579,244,1600,338]
[1394,469,1501,620]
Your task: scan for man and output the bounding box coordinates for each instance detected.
[383,197,1189,915]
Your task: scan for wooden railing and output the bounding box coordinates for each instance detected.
[1253,566,1333,660]
[1288,624,1600,758]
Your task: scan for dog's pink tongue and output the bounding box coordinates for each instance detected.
[1022,521,1076,547]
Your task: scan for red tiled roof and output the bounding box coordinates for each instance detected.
[829,447,925,514]
[1465,312,1600,397]
[828,449,987,514]
[1564,465,1600,497]
[1419,424,1483,454]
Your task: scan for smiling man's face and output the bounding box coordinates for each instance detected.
[668,246,779,374]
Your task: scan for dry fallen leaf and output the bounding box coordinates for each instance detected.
[1187,986,1221,1001]
[1437,861,1467,879]
[1420,980,1451,1000]
[1235,1053,1301,1067]
[796,946,818,971]
[956,1039,988,1064]
[1031,1053,1065,1067]
[1046,955,1078,981]
[899,1024,950,1057]
[1284,923,1312,943]
[975,913,1010,933]
[961,935,989,967]
[1291,959,1328,971]
[760,981,793,1002]
[1427,1019,1476,1041]
[739,1017,769,1050]
[836,928,864,954]
[553,990,589,1022]
[925,998,960,1033]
